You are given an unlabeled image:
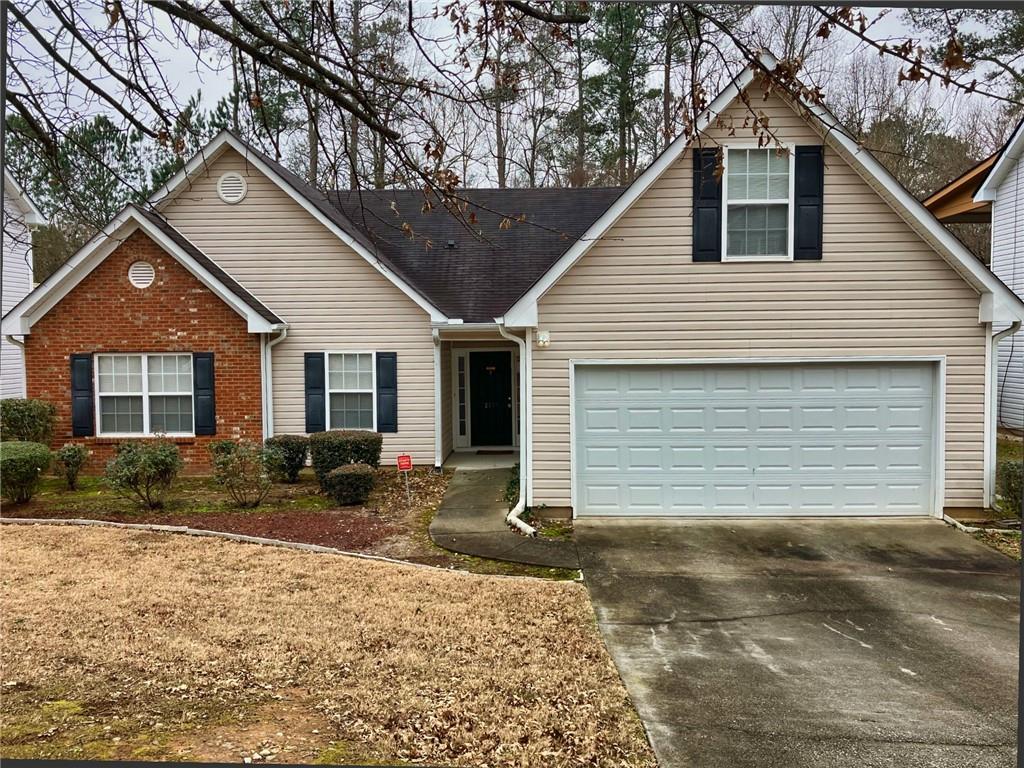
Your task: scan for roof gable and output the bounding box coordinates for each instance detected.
[502,52,1024,327]
[2,169,46,226]
[150,130,448,322]
[975,118,1024,202]
[1,205,282,335]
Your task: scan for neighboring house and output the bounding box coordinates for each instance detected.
[1,170,45,399]
[4,52,1024,519]
[925,119,1024,432]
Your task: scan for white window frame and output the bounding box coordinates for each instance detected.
[721,143,796,263]
[94,352,195,437]
[325,351,377,431]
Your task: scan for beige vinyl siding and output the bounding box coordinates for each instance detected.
[161,149,436,465]
[533,86,986,510]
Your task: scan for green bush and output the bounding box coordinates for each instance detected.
[996,459,1023,516]
[105,440,182,510]
[54,443,89,491]
[209,440,282,508]
[322,463,375,506]
[309,430,383,484]
[265,434,309,483]
[0,398,56,444]
[0,441,52,503]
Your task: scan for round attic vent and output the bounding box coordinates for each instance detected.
[128,260,155,289]
[217,171,247,204]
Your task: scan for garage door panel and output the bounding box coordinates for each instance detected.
[574,361,935,517]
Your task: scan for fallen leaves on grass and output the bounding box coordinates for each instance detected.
[1,525,654,766]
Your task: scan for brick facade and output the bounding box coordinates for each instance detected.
[24,230,263,473]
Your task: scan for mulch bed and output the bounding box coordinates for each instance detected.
[146,509,400,549]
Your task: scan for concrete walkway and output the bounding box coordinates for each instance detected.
[428,468,579,569]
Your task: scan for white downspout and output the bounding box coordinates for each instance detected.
[433,328,443,469]
[987,320,1021,505]
[5,335,26,399]
[497,322,536,537]
[264,327,288,438]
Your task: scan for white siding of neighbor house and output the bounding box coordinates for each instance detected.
[2,188,32,399]
[991,156,1024,431]
[161,149,437,465]
[531,85,988,511]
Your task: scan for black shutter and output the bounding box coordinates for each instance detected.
[692,148,723,262]
[70,354,94,437]
[794,145,824,261]
[376,352,398,434]
[193,352,216,435]
[304,352,326,433]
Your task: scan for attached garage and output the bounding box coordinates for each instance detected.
[572,360,940,517]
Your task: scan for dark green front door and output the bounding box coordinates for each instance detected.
[470,351,513,446]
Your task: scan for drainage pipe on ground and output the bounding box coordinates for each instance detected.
[497,322,537,537]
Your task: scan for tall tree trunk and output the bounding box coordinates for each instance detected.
[662,8,673,152]
[495,101,506,188]
[573,26,586,187]
[348,0,362,190]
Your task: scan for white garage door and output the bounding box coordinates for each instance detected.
[573,362,936,517]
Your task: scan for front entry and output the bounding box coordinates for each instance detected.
[469,351,513,446]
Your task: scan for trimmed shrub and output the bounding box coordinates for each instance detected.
[54,444,89,491]
[265,434,309,483]
[0,441,52,503]
[210,440,282,508]
[0,398,56,444]
[322,463,375,506]
[996,459,1023,516]
[309,430,383,483]
[105,440,182,510]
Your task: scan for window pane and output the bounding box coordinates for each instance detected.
[100,396,144,433]
[728,148,788,202]
[328,353,373,391]
[150,354,191,393]
[329,392,373,429]
[98,355,142,393]
[726,204,788,257]
[150,395,193,433]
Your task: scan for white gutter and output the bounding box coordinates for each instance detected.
[497,322,536,537]
[4,334,25,352]
[986,320,1021,506]
[263,326,288,438]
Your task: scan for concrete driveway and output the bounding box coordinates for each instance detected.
[577,519,1019,768]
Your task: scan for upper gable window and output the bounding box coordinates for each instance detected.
[723,148,793,261]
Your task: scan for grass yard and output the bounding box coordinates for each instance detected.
[0,525,653,766]
[3,468,574,579]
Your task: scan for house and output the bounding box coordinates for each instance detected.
[4,52,1024,518]
[925,119,1024,432]
[2,170,45,399]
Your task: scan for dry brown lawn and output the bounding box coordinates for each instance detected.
[0,525,654,766]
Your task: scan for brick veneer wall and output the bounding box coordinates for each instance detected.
[24,229,263,473]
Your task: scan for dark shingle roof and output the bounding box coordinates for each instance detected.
[132,205,284,325]
[328,187,625,322]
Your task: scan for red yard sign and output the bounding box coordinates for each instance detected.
[397,454,413,472]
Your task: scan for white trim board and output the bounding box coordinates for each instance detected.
[1,206,279,335]
[502,51,1024,328]
[150,130,448,324]
[567,355,947,520]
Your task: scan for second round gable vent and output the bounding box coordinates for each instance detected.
[128,260,155,289]
[217,171,247,204]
